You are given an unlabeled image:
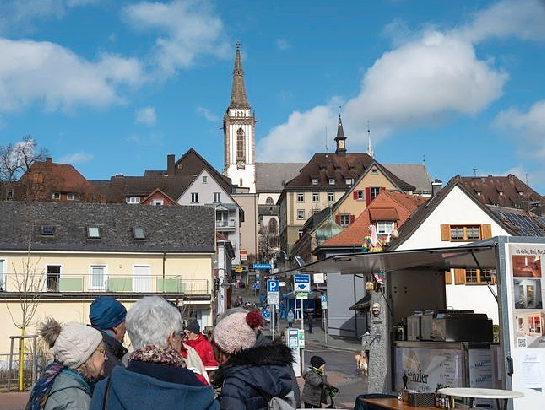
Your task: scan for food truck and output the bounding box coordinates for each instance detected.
[301,236,545,410]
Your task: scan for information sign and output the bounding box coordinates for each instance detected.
[253,263,272,270]
[251,282,259,290]
[298,330,305,348]
[294,273,311,292]
[321,294,328,310]
[296,292,308,299]
[287,329,299,349]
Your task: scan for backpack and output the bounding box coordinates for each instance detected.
[268,390,297,410]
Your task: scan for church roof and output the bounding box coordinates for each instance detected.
[229,41,250,109]
[255,162,306,193]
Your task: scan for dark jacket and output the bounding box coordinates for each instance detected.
[90,361,218,410]
[101,332,127,377]
[214,342,296,410]
[301,367,328,407]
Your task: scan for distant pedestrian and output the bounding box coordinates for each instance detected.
[302,356,337,409]
[89,296,128,377]
[287,309,295,328]
[26,319,105,410]
[306,310,313,333]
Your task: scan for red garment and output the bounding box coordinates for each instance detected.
[184,333,218,367]
[179,346,209,386]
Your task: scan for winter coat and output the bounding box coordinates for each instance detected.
[101,332,127,378]
[90,362,218,410]
[44,369,92,410]
[214,342,296,410]
[184,333,219,367]
[301,367,328,407]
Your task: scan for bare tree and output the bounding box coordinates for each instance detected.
[0,136,49,182]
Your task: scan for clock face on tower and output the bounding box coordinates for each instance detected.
[236,160,245,169]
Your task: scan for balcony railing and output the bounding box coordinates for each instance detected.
[216,219,236,229]
[0,273,210,295]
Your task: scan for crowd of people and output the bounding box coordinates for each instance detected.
[26,296,338,410]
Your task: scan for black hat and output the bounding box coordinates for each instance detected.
[185,320,200,334]
[310,355,325,369]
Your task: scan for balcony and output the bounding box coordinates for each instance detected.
[216,219,236,230]
[1,273,210,295]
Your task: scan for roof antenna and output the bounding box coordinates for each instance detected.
[422,154,425,164]
[366,120,374,159]
[325,126,328,154]
[473,168,478,177]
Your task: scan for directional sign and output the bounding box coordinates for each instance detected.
[296,292,308,299]
[294,273,311,292]
[321,294,328,310]
[267,280,279,292]
[251,282,259,290]
[262,309,271,320]
[253,263,272,270]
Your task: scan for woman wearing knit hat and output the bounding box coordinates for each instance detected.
[213,309,297,410]
[26,318,106,410]
[90,296,218,410]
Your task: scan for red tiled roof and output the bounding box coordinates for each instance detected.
[369,208,399,221]
[321,190,427,246]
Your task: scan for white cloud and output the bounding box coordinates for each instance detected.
[196,106,219,122]
[276,39,290,51]
[123,0,229,77]
[136,106,156,125]
[59,152,94,164]
[257,1,532,162]
[0,38,144,112]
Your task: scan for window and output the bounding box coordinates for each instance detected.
[376,222,394,234]
[268,218,278,235]
[453,268,496,285]
[297,209,305,219]
[311,178,318,186]
[345,178,353,185]
[371,168,378,175]
[297,193,304,202]
[202,175,208,183]
[298,230,304,239]
[339,214,351,227]
[529,315,542,334]
[40,225,55,236]
[328,178,335,185]
[52,192,61,200]
[236,128,245,160]
[312,193,319,202]
[191,192,199,203]
[266,197,274,205]
[465,269,479,284]
[152,200,163,206]
[7,189,14,200]
[327,192,334,202]
[370,186,381,200]
[126,196,140,204]
[46,265,61,292]
[0,259,5,291]
[442,225,486,241]
[354,190,365,201]
[87,226,101,239]
[133,227,145,240]
[313,209,320,214]
[90,265,106,289]
[214,192,221,203]
[67,193,76,201]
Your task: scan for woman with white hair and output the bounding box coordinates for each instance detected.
[26,318,106,410]
[90,296,218,410]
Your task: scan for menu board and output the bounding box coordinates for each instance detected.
[394,346,463,392]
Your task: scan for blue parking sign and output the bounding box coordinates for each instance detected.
[267,280,279,292]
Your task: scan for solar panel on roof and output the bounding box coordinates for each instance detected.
[499,212,545,236]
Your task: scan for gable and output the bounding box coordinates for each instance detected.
[178,169,236,205]
[396,186,509,250]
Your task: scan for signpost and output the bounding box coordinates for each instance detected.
[267,279,280,340]
[321,294,328,343]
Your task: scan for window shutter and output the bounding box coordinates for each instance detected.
[335,215,340,225]
[350,215,355,224]
[365,187,371,206]
[441,224,450,241]
[353,191,358,199]
[454,269,466,285]
[381,186,386,191]
[445,270,452,285]
[481,224,492,239]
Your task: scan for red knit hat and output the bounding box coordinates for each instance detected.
[246,310,264,329]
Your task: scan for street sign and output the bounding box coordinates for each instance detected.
[279,282,286,287]
[267,280,279,292]
[268,292,279,305]
[287,328,299,349]
[251,282,259,290]
[262,309,271,321]
[298,330,305,348]
[296,292,308,299]
[267,279,280,305]
[235,266,243,273]
[253,263,272,270]
[294,273,311,292]
[321,294,328,310]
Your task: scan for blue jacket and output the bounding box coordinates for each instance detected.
[214,342,296,410]
[90,363,218,410]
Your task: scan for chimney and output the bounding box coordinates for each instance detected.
[46,157,52,165]
[431,179,442,197]
[167,154,175,176]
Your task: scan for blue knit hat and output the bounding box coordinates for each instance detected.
[90,296,127,330]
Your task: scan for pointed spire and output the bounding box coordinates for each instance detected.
[366,121,374,158]
[229,41,250,109]
[334,112,347,155]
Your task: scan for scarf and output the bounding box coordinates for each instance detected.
[25,362,64,410]
[128,345,187,367]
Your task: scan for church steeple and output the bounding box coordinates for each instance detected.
[366,121,374,158]
[334,114,347,155]
[229,41,250,109]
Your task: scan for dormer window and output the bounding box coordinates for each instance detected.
[52,192,61,200]
[87,226,101,239]
[67,193,76,201]
[126,196,140,204]
[345,178,353,185]
[499,191,504,196]
[328,178,335,185]
[518,191,524,196]
[311,178,318,186]
[133,227,145,240]
[40,225,55,236]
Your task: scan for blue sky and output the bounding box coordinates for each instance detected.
[1,0,545,192]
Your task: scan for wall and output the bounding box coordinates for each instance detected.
[337,170,396,216]
[326,272,367,337]
[232,193,258,257]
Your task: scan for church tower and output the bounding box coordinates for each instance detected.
[223,42,256,192]
[334,114,347,155]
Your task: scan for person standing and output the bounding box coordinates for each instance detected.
[183,320,218,368]
[26,319,106,410]
[287,309,295,328]
[89,296,128,378]
[302,356,335,409]
[306,310,314,333]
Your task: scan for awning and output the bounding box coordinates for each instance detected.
[349,293,371,311]
[369,208,399,221]
[299,241,498,275]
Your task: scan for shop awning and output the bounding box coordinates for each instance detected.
[299,240,498,275]
[349,293,371,311]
